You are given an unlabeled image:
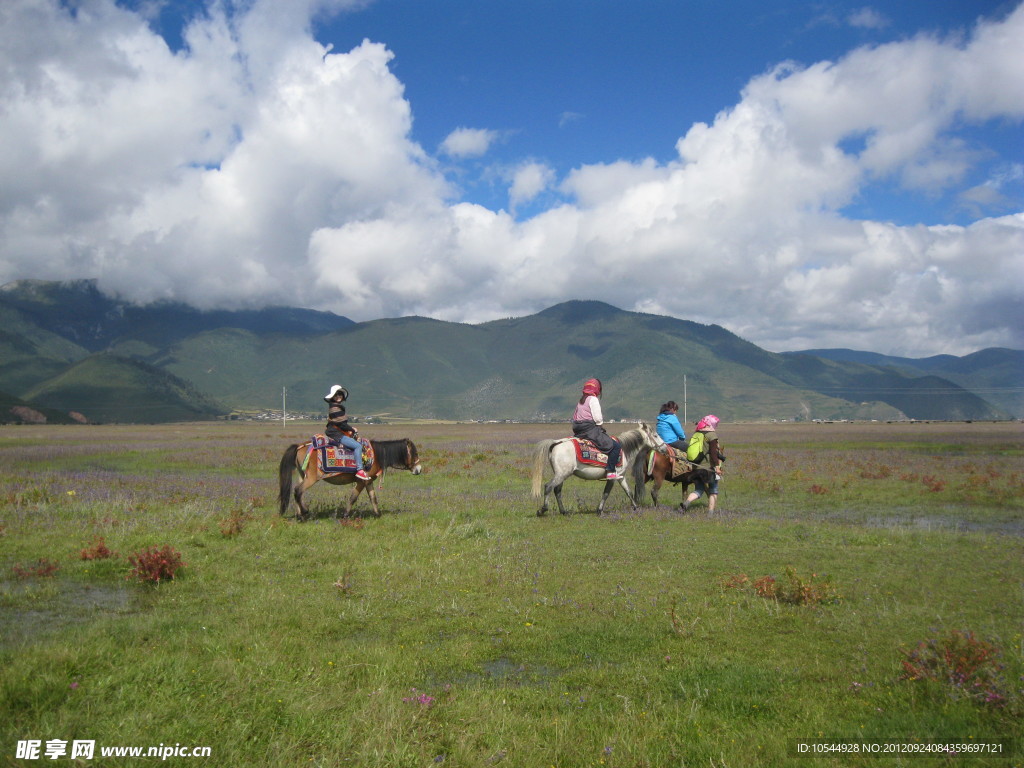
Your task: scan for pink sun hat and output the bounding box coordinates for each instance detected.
[695,414,719,431]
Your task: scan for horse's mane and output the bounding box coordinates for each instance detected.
[617,426,647,458]
[370,438,417,469]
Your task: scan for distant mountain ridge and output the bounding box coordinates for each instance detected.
[0,279,355,352]
[0,280,1017,423]
[789,348,1024,420]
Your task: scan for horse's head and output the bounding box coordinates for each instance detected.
[370,438,423,475]
[406,439,423,475]
[638,421,669,455]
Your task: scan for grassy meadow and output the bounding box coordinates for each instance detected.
[1,420,1022,767]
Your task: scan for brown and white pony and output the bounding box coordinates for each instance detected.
[278,438,422,519]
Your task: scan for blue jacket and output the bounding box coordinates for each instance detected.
[656,412,686,443]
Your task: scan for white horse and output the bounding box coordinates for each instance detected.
[531,421,668,516]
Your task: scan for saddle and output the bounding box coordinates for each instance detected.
[570,437,625,470]
[308,434,374,474]
[660,445,699,482]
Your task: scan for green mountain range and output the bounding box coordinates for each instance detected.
[0,279,1017,424]
[788,347,1024,420]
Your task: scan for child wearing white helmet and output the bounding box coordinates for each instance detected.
[324,385,370,482]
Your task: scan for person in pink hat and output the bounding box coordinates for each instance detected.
[571,378,622,480]
[682,414,725,512]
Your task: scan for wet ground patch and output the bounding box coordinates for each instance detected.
[0,579,144,647]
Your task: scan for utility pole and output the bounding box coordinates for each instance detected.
[282,387,286,430]
[683,375,687,425]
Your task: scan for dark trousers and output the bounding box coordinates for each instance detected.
[573,421,621,472]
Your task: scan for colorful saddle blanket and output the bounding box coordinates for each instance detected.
[571,437,625,470]
[309,434,374,474]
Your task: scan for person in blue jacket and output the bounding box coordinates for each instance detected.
[656,401,687,451]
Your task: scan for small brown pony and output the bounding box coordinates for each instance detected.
[278,438,422,519]
[640,447,715,509]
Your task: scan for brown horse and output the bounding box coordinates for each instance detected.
[641,447,715,509]
[278,438,422,519]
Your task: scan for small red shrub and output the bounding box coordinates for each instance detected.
[219,507,255,537]
[11,559,60,579]
[127,545,186,582]
[80,538,116,560]
[722,573,750,590]
[753,575,778,599]
[860,465,892,480]
[726,567,839,605]
[900,630,1007,707]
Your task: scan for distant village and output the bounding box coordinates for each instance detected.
[230,410,547,424]
[230,410,903,425]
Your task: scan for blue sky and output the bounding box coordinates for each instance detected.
[320,0,1022,223]
[1,0,1022,356]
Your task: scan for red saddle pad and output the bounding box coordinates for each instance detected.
[571,437,624,469]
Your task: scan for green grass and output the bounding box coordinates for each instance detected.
[1,421,1022,767]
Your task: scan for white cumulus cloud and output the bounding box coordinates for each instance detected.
[508,162,556,211]
[847,7,890,30]
[439,127,500,158]
[0,0,1022,356]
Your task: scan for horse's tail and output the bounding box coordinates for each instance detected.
[637,446,653,482]
[278,444,300,515]
[531,439,556,498]
[631,447,649,505]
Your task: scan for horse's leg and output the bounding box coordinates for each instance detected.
[597,479,616,514]
[294,473,316,521]
[658,455,677,508]
[366,481,381,518]
[548,459,573,515]
[619,478,638,511]
[539,475,564,516]
[291,448,322,521]
[553,482,568,515]
[679,483,691,511]
[538,473,553,516]
[343,480,363,518]
[651,464,665,506]
[540,458,570,516]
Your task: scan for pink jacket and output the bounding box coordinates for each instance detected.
[572,395,604,424]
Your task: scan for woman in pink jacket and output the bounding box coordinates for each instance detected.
[571,378,622,480]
